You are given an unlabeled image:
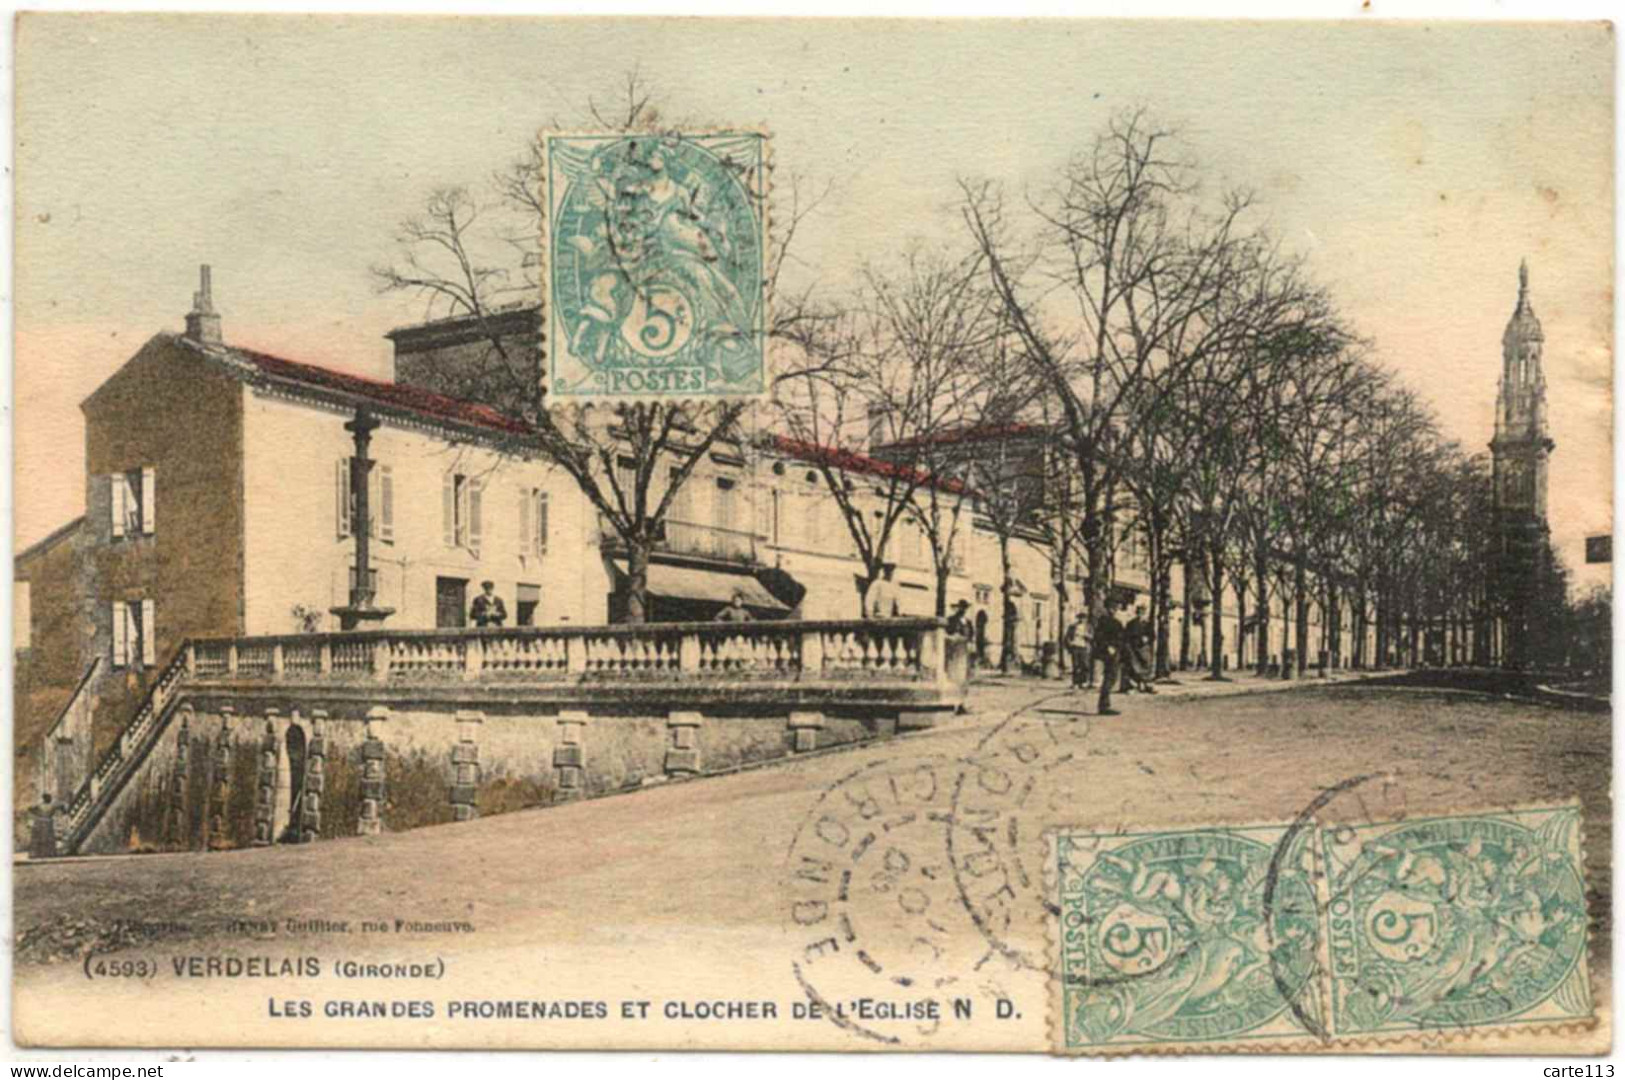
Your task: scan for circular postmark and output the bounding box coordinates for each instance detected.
[783,752,1014,1046]
[944,690,1105,976]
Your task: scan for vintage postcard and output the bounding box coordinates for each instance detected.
[9,14,1613,1054]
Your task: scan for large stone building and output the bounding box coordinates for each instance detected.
[14,270,1077,807]
[14,267,1383,851]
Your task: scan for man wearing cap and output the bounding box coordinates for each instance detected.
[471,581,508,627]
[946,598,973,641]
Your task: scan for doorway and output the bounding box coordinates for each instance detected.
[436,577,468,629]
[516,583,541,627]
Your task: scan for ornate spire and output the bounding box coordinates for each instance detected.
[1503,257,1543,349]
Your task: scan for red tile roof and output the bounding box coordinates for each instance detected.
[225,343,533,436]
[767,434,967,493]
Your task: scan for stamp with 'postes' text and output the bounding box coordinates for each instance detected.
[1050,804,1593,1053]
[544,130,770,401]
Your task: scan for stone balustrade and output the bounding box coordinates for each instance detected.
[60,619,969,855]
[184,618,968,701]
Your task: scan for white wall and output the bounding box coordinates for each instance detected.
[240,390,610,635]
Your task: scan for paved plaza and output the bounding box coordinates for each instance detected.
[14,673,1612,1049]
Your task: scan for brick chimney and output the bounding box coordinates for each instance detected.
[866,401,889,453]
[184,264,222,345]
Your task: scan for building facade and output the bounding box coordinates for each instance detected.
[16,269,1384,816]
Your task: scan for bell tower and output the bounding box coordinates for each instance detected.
[1491,259,1555,519]
[1488,259,1556,668]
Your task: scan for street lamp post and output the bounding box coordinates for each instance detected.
[330,406,396,632]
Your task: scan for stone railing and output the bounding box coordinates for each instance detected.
[61,647,190,840]
[60,619,967,854]
[184,618,967,698]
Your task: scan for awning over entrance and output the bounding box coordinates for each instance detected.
[613,561,789,617]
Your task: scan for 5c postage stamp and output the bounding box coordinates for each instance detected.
[1049,805,1594,1054]
[543,130,770,401]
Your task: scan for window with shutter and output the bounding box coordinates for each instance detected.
[715,477,736,531]
[615,457,638,514]
[443,473,455,547]
[468,479,483,554]
[754,483,772,539]
[111,601,128,667]
[119,470,144,538]
[519,488,532,557]
[378,464,394,542]
[140,599,156,667]
[141,467,156,535]
[666,468,690,523]
[111,474,127,539]
[536,492,549,556]
[336,459,352,539]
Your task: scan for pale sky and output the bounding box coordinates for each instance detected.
[13,15,1614,588]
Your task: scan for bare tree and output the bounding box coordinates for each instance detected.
[371,73,832,623]
[774,247,998,615]
[962,109,1265,641]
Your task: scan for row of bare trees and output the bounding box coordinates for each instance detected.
[368,79,1552,662]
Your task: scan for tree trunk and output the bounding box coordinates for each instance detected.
[1326,580,1341,671]
[934,563,950,617]
[1253,546,1270,676]
[857,563,880,620]
[1353,580,1369,669]
[1207,546,1227,681]
[1153,561,1173,680]
[1374,581,1389,668]
[1179,557,1193,671]
[624,540,652,625]
[1228,578,1241,669]
[1294,562,1309,677]
[999,535,1017,673]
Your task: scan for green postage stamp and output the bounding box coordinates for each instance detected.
[1051,805,1593,1053]
[544,131,770,401]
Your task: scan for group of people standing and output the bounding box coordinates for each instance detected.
[1064,602,1156,716]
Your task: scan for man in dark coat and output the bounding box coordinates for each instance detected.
[973,608,990,668]
[1095,603,1124,716]
[471,581,507,627]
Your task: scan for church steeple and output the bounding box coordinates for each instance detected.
[1486,258,1560,671]
[1491,258,1553,521]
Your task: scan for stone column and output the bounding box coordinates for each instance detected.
[451,710,483,822]
[358,706,389,836]
[665,711,702,777]
[166,706,193,849]
[300,709,327,843]
[788,711,824,754]
[253,709,281,847]
[208,705,235,850]
[554,710,588,798]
